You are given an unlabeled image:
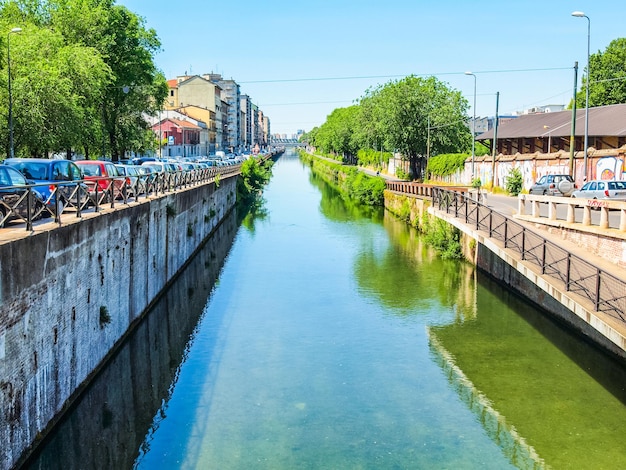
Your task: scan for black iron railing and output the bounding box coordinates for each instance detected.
[432,188,626,323]
[0,164,241,231]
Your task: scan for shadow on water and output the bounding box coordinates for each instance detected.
[21,209,241,470]
[430,271,626,469]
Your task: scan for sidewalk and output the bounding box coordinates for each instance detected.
[486,193,626,282]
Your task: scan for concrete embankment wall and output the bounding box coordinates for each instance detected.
[0,176,237,470]
[384,190,625,362]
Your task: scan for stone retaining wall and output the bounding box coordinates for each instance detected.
[0,176,237,470]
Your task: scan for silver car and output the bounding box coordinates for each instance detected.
[571,180,626,201]
[529,174,576,196]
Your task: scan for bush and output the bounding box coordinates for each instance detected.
[505,167,523,196]
[395,167,409,180]
[344,169,385,206]
[427,153,469,177]
[237,157,273,205]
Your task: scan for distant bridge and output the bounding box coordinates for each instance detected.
[271,138,304,147]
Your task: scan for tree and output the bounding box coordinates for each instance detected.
[359,76,471,180]
[0,20,110,157]
[51,0,167,160]
[309,106,361,159]
[576,38,626,108]
[0,0,167,159]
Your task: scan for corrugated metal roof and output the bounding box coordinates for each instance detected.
[477,103,626,140]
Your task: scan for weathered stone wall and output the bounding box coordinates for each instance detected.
[18,208,239,469]
[0,176,237,470]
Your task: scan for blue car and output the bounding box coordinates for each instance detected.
[0,166,48,227]
[3,158,90,212]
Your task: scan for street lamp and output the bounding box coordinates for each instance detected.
[7,27,22,159]
[465,71,477,180]
[543,125,552,152]
[572,11,590,179]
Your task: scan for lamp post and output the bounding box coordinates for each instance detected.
[572,11,590,179]
[465,71,477,180]
[543,125,552,153]
[7,27,22,159]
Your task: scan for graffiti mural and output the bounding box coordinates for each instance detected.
[594,156,624,180]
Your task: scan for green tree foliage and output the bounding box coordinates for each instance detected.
[306,76,471,180]
[308,105,360,159]
[0,0,167,159]
[359,76,471,180]
[575,38,626,108]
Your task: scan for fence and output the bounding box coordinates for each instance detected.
[0,164,241,232]
[432,187,626,324]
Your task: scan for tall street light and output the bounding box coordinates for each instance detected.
[465,71,477,180]
[7,27,22,159]
[572,11,590,180]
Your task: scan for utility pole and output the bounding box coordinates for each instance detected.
[569,62,578,177]
[491,92,499,190]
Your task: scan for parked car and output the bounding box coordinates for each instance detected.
[3,158,89,211]
[74,160,126,200]
[115,164,145,195]
[571,180,626,201]
[529,174,576,196]
[0,166,48,227]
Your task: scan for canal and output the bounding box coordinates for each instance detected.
[24,150,626,469]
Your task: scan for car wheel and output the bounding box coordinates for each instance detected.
[542,190,548,195]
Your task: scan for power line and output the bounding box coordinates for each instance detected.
[239,67,573,84]
[260,100,353,107]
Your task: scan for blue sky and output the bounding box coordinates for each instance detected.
[117,0,623,135]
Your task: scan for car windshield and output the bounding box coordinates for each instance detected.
[10,162,49,180]
[79,165,102,177]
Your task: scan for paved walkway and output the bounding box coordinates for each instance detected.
[485,193,626,283]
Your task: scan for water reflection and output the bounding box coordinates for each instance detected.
[22,153,626,470]
[430,273,626,469]
[355,212,477,319]
[22,209,240,469]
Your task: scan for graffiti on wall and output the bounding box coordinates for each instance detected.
[594,156,624,180]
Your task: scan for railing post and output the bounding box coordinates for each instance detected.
[521,227,526,260]
[595,269,601,312]
[565,253,571,291]
[76,183,82,218]
[54,186,61,225]
[541,239,547,274]
[26,188,33,232]
[504,220,508,249]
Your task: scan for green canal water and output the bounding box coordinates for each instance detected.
[26,150,626,469]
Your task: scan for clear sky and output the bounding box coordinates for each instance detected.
[117,0,623,136]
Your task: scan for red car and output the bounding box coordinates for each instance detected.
[74,160,127,200]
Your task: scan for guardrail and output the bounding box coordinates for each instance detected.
[432,187,626,324]
[518,194,626,232]
[385,181,470,198]
[0,164,241,231]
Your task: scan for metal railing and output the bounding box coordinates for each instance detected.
[0,164,241,231]
[432,188,626,323]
